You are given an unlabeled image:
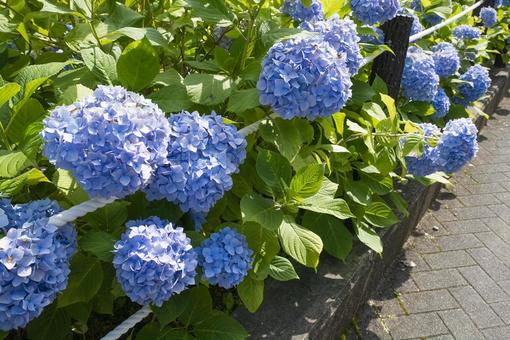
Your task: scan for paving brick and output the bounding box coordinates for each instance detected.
[465,182,508,194]
[451,206,495,220]
[468,247,510,281]
[409,237,441,254]
[458,266,510,303]
[426,335,455,340]
[471,172,510,184]
[449,286,504,329]
[483,326,510,339]
[412,269,467,290]
[442,220,489,234]
[458,193,501,206]
[423,250,476,270]
[433,209,458,222]
[369,298,404,317]
[475,231,510,263]
[438,309,485,340]
[385,313,448,339]
[483,217,510,243]
[493,191,510,203]
[399,290,458,314]
[491,301,510,324]
[436,234,483,251]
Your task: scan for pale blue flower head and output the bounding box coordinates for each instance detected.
[405,123,441,177]
[402,46,439,102]
[457,65,491,105]
[258,36,352,120]
[0,199,76,331]
[432,88,451,119]
[144,111,246,228]
[435,118,478,173]
[113,217,197,307]
[351,0,401,25]
[281,0,324,23]
[480,7,497,27]
[453,25,481,40]
[42,85,171,198]
[198,227,253,289]
[431,42,460,78]
[300,15,363,75]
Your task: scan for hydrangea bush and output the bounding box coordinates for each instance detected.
[0,0,508,338]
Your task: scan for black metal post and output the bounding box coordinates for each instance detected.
[370,16,413,100]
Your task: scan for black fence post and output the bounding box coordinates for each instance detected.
[370,16,413,100]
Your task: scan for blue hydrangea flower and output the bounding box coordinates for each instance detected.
[432,88,451,119]
[144,111,246,227]
[457,65,491,104]
[495,0,502,6]
[258,36,352,120]
[424,14,442,26]
[398,9,423,36]
[405,123,441,177]
[431,42,460,78]
[0,199,76,331]
[410,0,422,11]
[197,227,253,289]
[480,7,497,27]
[281,0,324,23]
[435,118,478,173]
[351,0,400,25]
[359,26,385,44]
[453,25,481,40]
[113,217,197,307]
[300,15,363,75]
[42,86,171,199]
[0,199,15,233]
[402,46,439,102]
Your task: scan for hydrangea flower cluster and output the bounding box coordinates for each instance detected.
[402,47,439,102]
[431,42,460,78]
[41,85,171,198]
[0,199,76,331]
[432,88,451,119]
[405,123,441,177]
[480,7,497,27]
[359,26,385,44]
[457,65,491,104]
[453,25,481,40]
[351,0,400,25]
[435,118,478,173]
[197,227,253,289]
[258,36,352,120]
[300,15,363,75]
[113,217,197,306]
[144,111,246,225]
[281,0,324,23]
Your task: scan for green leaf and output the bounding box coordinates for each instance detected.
[81,45,118,84]
[27,304,71,340]
[362,102,386,124]
[256,149,292,195]
[14,62,69,101]
[80,232,116,261]
[260,118,310,163]
[355,222,383,253]
[278,216,323,268]
[269,256,299,281]
[6,98,45,144]
[344,180,371,206]
[290,164,324,200]
[153,296,187,328]
[364,201,398,228]
[103,27,171,48]
[58,254,104,307]
[237,276,264,313]
[52,169,88,204]
[240,222,280,279]
[137,323,194,340]
[240,194,283,231]
[117,38,160,91]
[227,88,260,114]
[0,83,20,107]
[0,168,49,195]
[183,74,232,106]
[299,195,353,220]
[149,85,192,113]
[0,151,30,178]
[302,213,352,261]
[84,201,129,233]
[193,313,248,340]
[178,285,213,326]
[184,0,237,25]
[105,2,144,30]
[61,84,94,105]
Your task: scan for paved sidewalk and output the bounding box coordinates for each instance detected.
[347,94,510,340]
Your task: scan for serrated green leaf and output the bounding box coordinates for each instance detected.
[227,88,259,114]
[84,201,129,233]
[0,83,20,107]
[278,216,323,268]
[290,164,324,200]
[0,151,30,178]
[7,98,45,144]
[364,201,398,228]
[193,313,248,340]
[183,74,232,106]
[178,285,213,326]
[240,194,283,231]
[237,276,264,313]
[355,222,383,253]
[79,232,116,261]
[81,45,118,84]
[268,256,299,281]
[26,304,71,340]
[299,195,353,220]
[149,85,192,113]
[117,38,160,91]
[240,222,280,279]
[58,254,103,307]
[256,149,292,196]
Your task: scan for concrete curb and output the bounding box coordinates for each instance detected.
[234,66,510,340]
